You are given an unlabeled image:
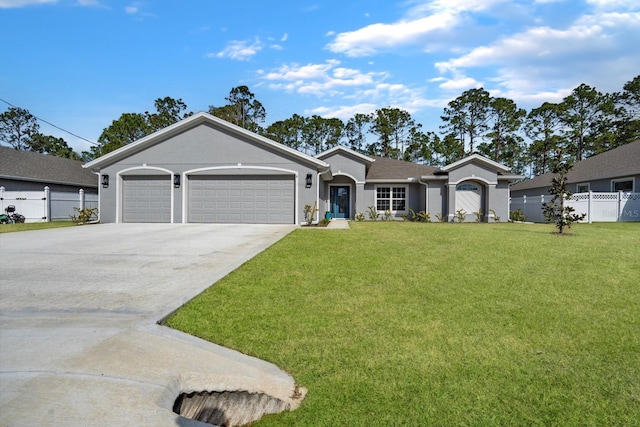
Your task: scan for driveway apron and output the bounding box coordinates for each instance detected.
[0,223,298,426]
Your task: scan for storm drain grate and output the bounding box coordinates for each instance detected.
[173,390,290,427]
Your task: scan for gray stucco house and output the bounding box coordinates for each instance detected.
[510,140,640,197]
[83,112,521,224]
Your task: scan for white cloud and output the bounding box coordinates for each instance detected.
[281,33,288,42]
[0,0,56,7]
[263,60,389,97]
[211,38,263,61]
[434,10,640,107]
[327,13,458,56]
[325,0,512,57]
[125,5,137,14]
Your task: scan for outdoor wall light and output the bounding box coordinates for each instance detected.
[101,174,109,188]
[173,174,181,188]
[305,173,312,188]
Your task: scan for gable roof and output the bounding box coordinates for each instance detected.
[366,156,439,181]
[0,146,97,188]
[440,153,511,172]
[83,111,330,170]
[316,146,375,164]
[510,140,640,191]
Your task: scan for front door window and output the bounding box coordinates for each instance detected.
[330,186,350,219]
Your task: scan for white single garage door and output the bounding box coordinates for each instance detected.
[455,182,482,215]
[122,175,171,223]
[188,175,294,224]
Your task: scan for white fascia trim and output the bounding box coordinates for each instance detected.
[181,165,300,225]
[440,154,511,173]
[366,178,418,183]
[84,112,330,170]
[498,174,524,181]
[316,145,375,163]
[420,175,448,181]
[333,172,366,185]
[116,166,174,224]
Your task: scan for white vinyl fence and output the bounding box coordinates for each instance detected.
[510,192,640,223]
[0,186,98,223]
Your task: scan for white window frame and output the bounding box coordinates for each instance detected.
[375,185,408,213]
[611,177,634,192]
[576,183,590,193]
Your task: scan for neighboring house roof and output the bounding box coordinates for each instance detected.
[0,146,97,188]
[83,111,330,170]
[366,156,439,181]
[510,140,640,191]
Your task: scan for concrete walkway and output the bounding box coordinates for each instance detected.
[0,224,300,426]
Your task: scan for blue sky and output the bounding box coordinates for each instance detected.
[1,0,638,154]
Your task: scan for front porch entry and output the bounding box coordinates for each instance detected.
[330,186,350,219]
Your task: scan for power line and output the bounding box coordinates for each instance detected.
[0,97,98,146]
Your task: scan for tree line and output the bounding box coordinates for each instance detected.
[2,75,638,175]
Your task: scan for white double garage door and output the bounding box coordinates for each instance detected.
[122,175,295,224]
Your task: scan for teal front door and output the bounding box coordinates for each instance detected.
[330,186,350,219]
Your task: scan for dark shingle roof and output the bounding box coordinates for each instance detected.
[0,146,97,188]
[510,140,640,191]
[366,156,440,180]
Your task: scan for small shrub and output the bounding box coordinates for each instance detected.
[417,211,431,222]
[435,212,446,222]
[455,209,466,223]
[473,209,483,222]
[510,209,525,222]
[304,202,319,226]
[71,207,98,224]
[490,209,500,222]
[355,212,365,222]
[367,206,379,221]
[384,209,393,221]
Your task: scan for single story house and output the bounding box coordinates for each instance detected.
[83,112,521,224]
[510,140,640,197]
[0,146,98,193]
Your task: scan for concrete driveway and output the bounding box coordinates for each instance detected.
[0,223,299,426]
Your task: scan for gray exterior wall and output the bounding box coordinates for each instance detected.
[446,163,499,185]
[96,122,320,224]
[320,152,368,183]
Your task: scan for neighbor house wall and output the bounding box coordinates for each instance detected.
[0,178,98,194]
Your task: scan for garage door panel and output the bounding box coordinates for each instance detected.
[188,175,294,224]
[122,176,171,223]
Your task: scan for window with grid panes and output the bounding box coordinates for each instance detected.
[376,186,406,211]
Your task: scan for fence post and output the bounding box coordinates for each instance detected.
[0,186,4,212]
[79,188,85,210]
[618,191,623,222]
[523,195,527,219]
[44,186,51,222]
[588,191,592,224]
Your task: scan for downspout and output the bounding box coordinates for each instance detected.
[90,170,101,223]
[418,178,429,214]
[317,167,332,223]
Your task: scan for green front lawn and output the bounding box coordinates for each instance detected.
[0,221,76,233]
[166,222,640,426]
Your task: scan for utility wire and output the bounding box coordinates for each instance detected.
[0,97,98,146]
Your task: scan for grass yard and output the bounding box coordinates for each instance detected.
[0,221,76,233]
[166,222,640,426]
